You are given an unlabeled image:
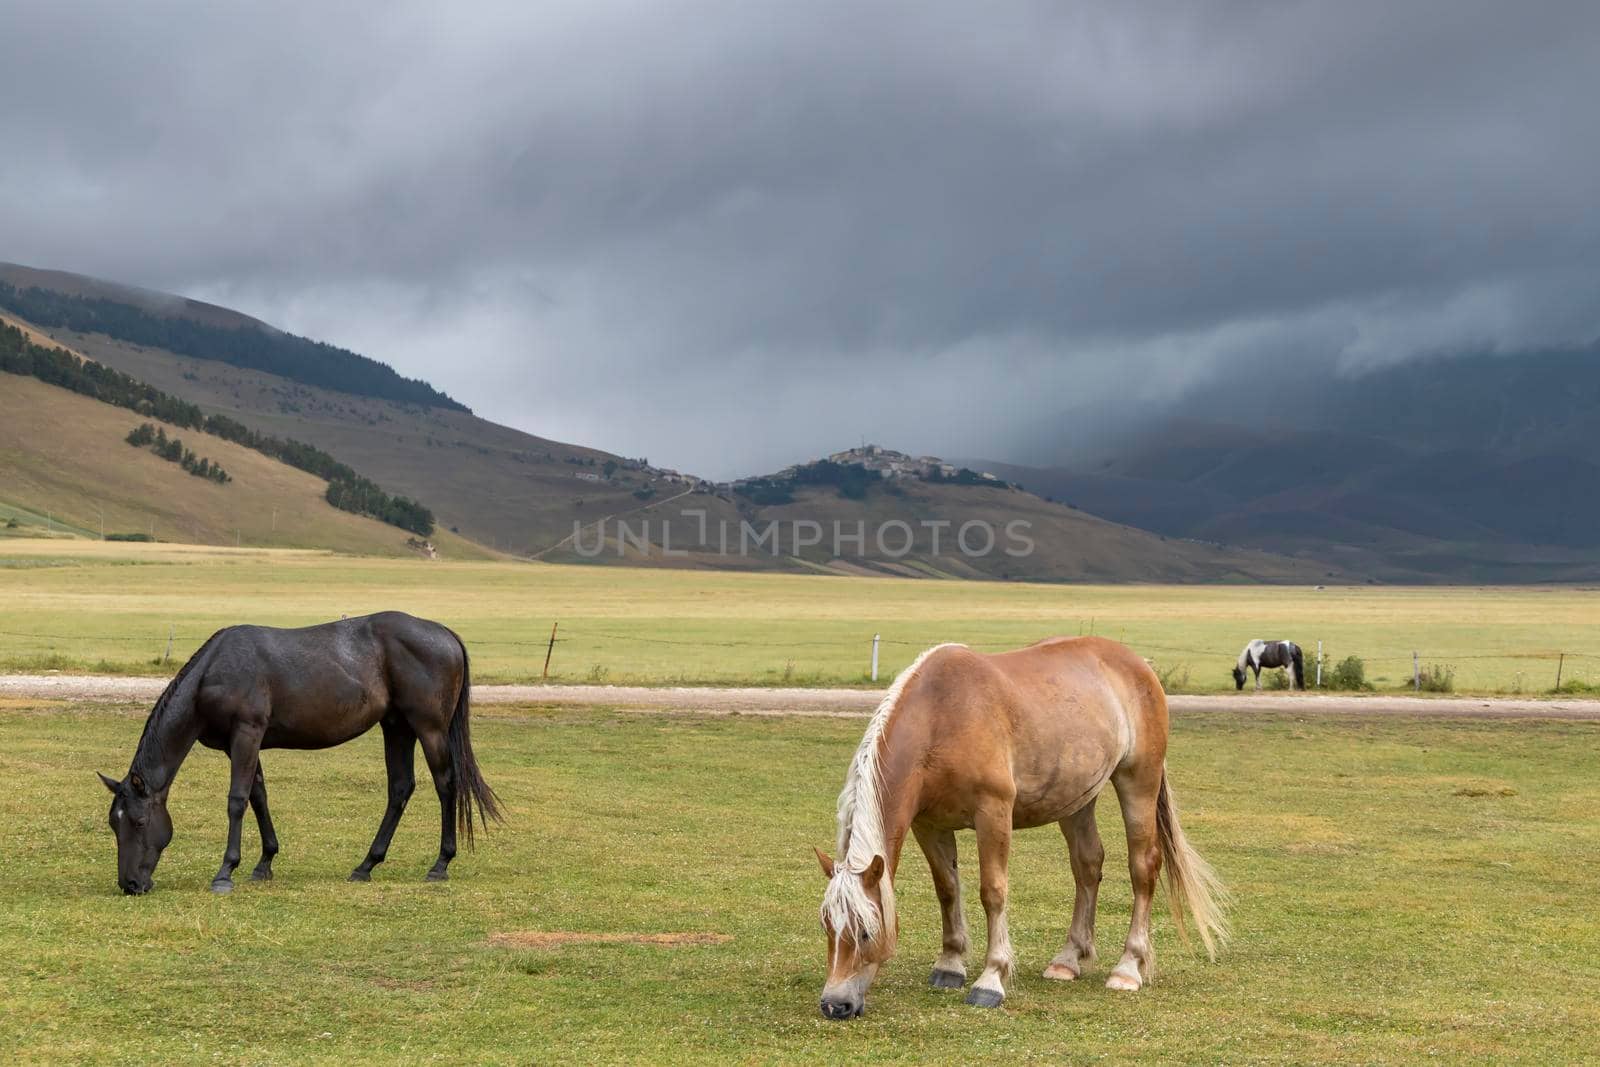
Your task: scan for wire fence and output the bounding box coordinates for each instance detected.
[2,622,1596,693]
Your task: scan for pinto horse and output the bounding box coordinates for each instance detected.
[813,637,1227,1018]
[98,612,500,895]
[1232,639,1305,690]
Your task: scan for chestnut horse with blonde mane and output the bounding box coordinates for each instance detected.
[814,637,1228,1018]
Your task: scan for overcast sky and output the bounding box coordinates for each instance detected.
[3,1,1598,477]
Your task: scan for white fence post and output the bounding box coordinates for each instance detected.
[871,633,881,682]
[1316,640,1323,688]
[1413,651,1420,692]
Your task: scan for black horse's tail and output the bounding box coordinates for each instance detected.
[446,635,502,846]
[1291,645,1306,690]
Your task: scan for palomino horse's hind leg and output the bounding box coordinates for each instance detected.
[350,722,417,882]
[964,801,1016,1008]
[211,725,265,894]
[247,762,279,882]
[1044,799,1103,980]
[1107,764,1162,990]
[417,730,457,882]
[912,823,968,990]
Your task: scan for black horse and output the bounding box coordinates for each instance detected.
[1232,639,1305,690]
[99,611,501,895]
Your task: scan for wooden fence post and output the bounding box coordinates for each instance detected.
[1554,653,1565,693]
[163,625,174,664]
[1412,651,1420,692]
[1316,640,1323,688]
[871,633,881,682]
[543,622,558,681]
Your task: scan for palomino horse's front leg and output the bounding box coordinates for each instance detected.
[965,801,1015,1008]
[211,729,265,894]
[1045,799,1103,980]
[1108,765,1162,990]
[247,762,279,882]
[912,823,968,989]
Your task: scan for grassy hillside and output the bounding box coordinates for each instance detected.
[11,310,1326,581]
[0,262,269,331]
[32,320,705,554]
[0,376,490,559]
[1,263,1338,581]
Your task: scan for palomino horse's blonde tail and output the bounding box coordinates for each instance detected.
[1155,769,1231,960]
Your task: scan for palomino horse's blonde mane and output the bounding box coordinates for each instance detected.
[823,643,964,941]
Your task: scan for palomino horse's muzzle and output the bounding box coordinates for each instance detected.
[820,996,864,1020]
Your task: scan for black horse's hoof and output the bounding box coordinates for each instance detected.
[930,969,966,990]
[424,869,449,882]
[964,986,1004,1009]
[210,879,234,895]
[348,869,371,883]
[250,868,273,882]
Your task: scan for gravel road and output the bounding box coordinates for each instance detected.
[4,674,1599,719]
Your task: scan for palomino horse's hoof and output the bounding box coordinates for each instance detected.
[210,879,234,895]
[1042,963,1080,981]
[929,969,965,990]
[348,869,372,882]
[964,987,1005,1009]
[1105,968,1142,992]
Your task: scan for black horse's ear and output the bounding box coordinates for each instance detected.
[129,772,147,795]
[98,772,120,794]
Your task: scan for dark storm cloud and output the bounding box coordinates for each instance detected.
[3,1,1599,477]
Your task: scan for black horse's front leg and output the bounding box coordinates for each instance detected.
[248,762,279,882]
[212,732,263,894]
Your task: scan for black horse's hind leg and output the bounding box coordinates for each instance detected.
[248,762,279,882]
[212,727,264,894]
[418,732,457,882]
[350,722,417,882]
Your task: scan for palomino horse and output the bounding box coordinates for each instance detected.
[99,612,500,895]
[1233,639,1305,690]
[814,637,1227,1018]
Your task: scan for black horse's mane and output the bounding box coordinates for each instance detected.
[133,629,227,764]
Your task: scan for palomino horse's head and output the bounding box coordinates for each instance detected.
[1231,665,1247,690]
[99,771,173,895]
[814,848,891,1020]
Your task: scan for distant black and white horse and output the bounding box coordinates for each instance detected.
[1233,640,1304,691]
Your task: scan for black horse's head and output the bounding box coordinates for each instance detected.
[99,771,173,895]
[1231,666,1246,690]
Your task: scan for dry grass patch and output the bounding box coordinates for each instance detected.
[488,931,731,949]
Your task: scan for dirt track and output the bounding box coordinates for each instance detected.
[4,674,1600,720]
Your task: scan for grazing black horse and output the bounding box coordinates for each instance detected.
[99,611,500,895]
[1232,639,1305,690]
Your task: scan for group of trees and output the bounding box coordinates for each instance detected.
[324,478,434,534]
[126,423,231,483]
[0,282,468,412]
[1,321,435,536]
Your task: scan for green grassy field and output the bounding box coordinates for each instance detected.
[1,539,1597,693]
[2,701,1597,1063]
